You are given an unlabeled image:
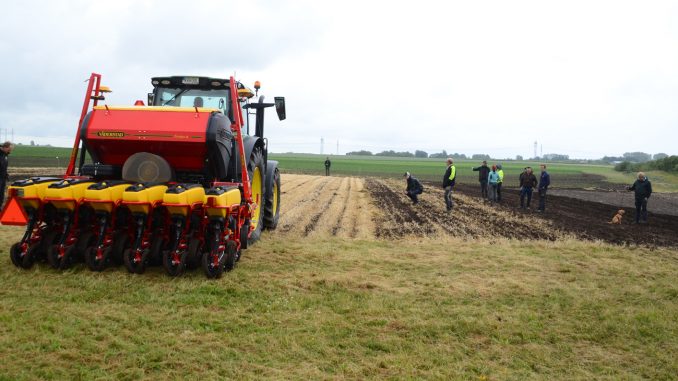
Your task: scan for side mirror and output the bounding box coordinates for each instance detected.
[147,93,155,106]
[274,97,286,121]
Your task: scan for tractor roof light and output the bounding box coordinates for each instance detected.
[254,80,261,96]
[99,86,112,93]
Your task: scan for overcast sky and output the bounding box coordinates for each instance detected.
[1,0,676,159]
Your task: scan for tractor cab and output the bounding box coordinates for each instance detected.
[148,76,255,117]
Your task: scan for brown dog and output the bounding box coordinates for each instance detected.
[608,209,625,224]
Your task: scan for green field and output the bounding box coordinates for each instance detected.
[8,146,678,191]
[1,228,677,380]
[268,153,678,192]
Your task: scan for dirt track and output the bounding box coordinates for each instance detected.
[277,174,678,248]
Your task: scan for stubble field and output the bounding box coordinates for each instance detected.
[1,174,677,380]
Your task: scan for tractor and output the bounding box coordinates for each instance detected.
[2,73,285,278]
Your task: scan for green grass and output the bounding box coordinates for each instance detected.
[1,226,677,380]
[8,146,74,167]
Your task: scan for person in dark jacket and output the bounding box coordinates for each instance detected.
[324,157,331,176]
[627,172,652,224]
[472,160,490,198]
[442,158,456,211]
[404,172,423,204]
[519,167,537,209]
[0,141,14,208]
[536,164,550,212]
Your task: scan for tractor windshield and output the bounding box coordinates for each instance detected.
[155,87,230,114]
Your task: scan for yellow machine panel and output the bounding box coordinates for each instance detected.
[163,184,205,216]
[44,179,96,211]
[122,183,168,214]
[84,181,132,213]
[205,186,241,219]
[8,178,60,210]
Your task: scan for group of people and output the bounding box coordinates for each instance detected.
[405,159,550,212]
[403,158,653,224]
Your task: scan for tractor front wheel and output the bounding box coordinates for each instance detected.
[247,148,266,245]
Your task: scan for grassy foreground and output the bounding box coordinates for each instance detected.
[1,227,677,380]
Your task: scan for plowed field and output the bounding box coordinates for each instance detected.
[276,175,678,248]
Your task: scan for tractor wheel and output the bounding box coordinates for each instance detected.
[263,164,281,230]
[10,243,24,268]
[123,248,148,274]
[224,240,238,271]
[47,244,76,270]
[85,246,111,272]
[247,148,266,245]
[111,231,130,265]
[163,249,187,277]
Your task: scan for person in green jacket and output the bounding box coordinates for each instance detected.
[442,158,456,211]
[496,164,504,202]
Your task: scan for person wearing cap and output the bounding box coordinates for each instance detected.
[403,172,424,204]
[472,160,490,199]
[536,164,550,212]
[627,172,652,224]
[442,158,456,211]
[0,141,15,207]
[496,164,504,202]
[488,165,500,202]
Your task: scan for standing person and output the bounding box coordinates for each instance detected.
[488,165,500,202]
[403,172,424,205]
[472,160,490,199]
[0,141,14,208]
[442,158,456,211]
[627,172,652,224]
[536,164,550,212]
[519,167,537,209]
[324,157,331,176]
[496,164,504,202]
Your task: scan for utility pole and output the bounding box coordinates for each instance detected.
[320,137,324,155]
[336,140,339,155]
[533,141,537,158]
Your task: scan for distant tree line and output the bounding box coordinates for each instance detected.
[615,155,678,173]
[345,149,496,159]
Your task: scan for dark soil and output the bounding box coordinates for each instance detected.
[549,188,678,217]
[366,179,559,241]
[453,183,678,248]
[366,178,678,248]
